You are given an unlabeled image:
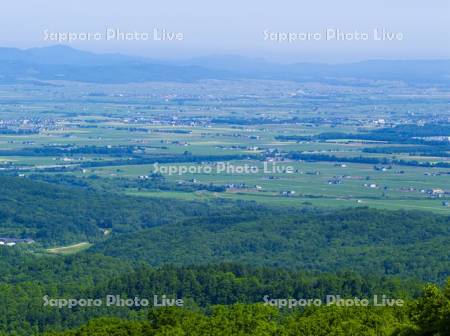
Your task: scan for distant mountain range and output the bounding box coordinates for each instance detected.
[0,45,449,85]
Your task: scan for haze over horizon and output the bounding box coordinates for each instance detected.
[4,44,450,65]
[1,0,449,63]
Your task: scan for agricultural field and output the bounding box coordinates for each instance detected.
[0,80,449,213]
[0,49,449,336]
[2,1,450,334]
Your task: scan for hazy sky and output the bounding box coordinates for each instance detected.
[1,0,449,62]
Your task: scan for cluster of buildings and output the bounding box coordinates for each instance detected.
[0,238,35,247]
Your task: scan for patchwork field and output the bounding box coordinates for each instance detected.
[0,81,449,213]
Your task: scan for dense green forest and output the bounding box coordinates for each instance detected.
[2,246,448,336]
[0,177,262,245]
[0,248,427,335]
[91,207,450,282]
[0,176,448,281]
[42,280,450,335]
[1,177,448,282]
[0,176,449,335]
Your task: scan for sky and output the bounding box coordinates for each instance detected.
[1,0,449,62]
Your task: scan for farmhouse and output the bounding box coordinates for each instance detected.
[426,188,446,197]
[430,188,445,195]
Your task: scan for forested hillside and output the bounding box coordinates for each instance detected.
[43,281,450,336]
[0,249,425,335]
[0,176,448,282]
[0,177,264,245]
[91,207,450,282]
[0,177,448,335]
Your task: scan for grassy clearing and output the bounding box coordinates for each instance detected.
[46,242,92,255]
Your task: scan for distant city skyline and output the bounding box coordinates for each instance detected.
[1,0,449,62]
